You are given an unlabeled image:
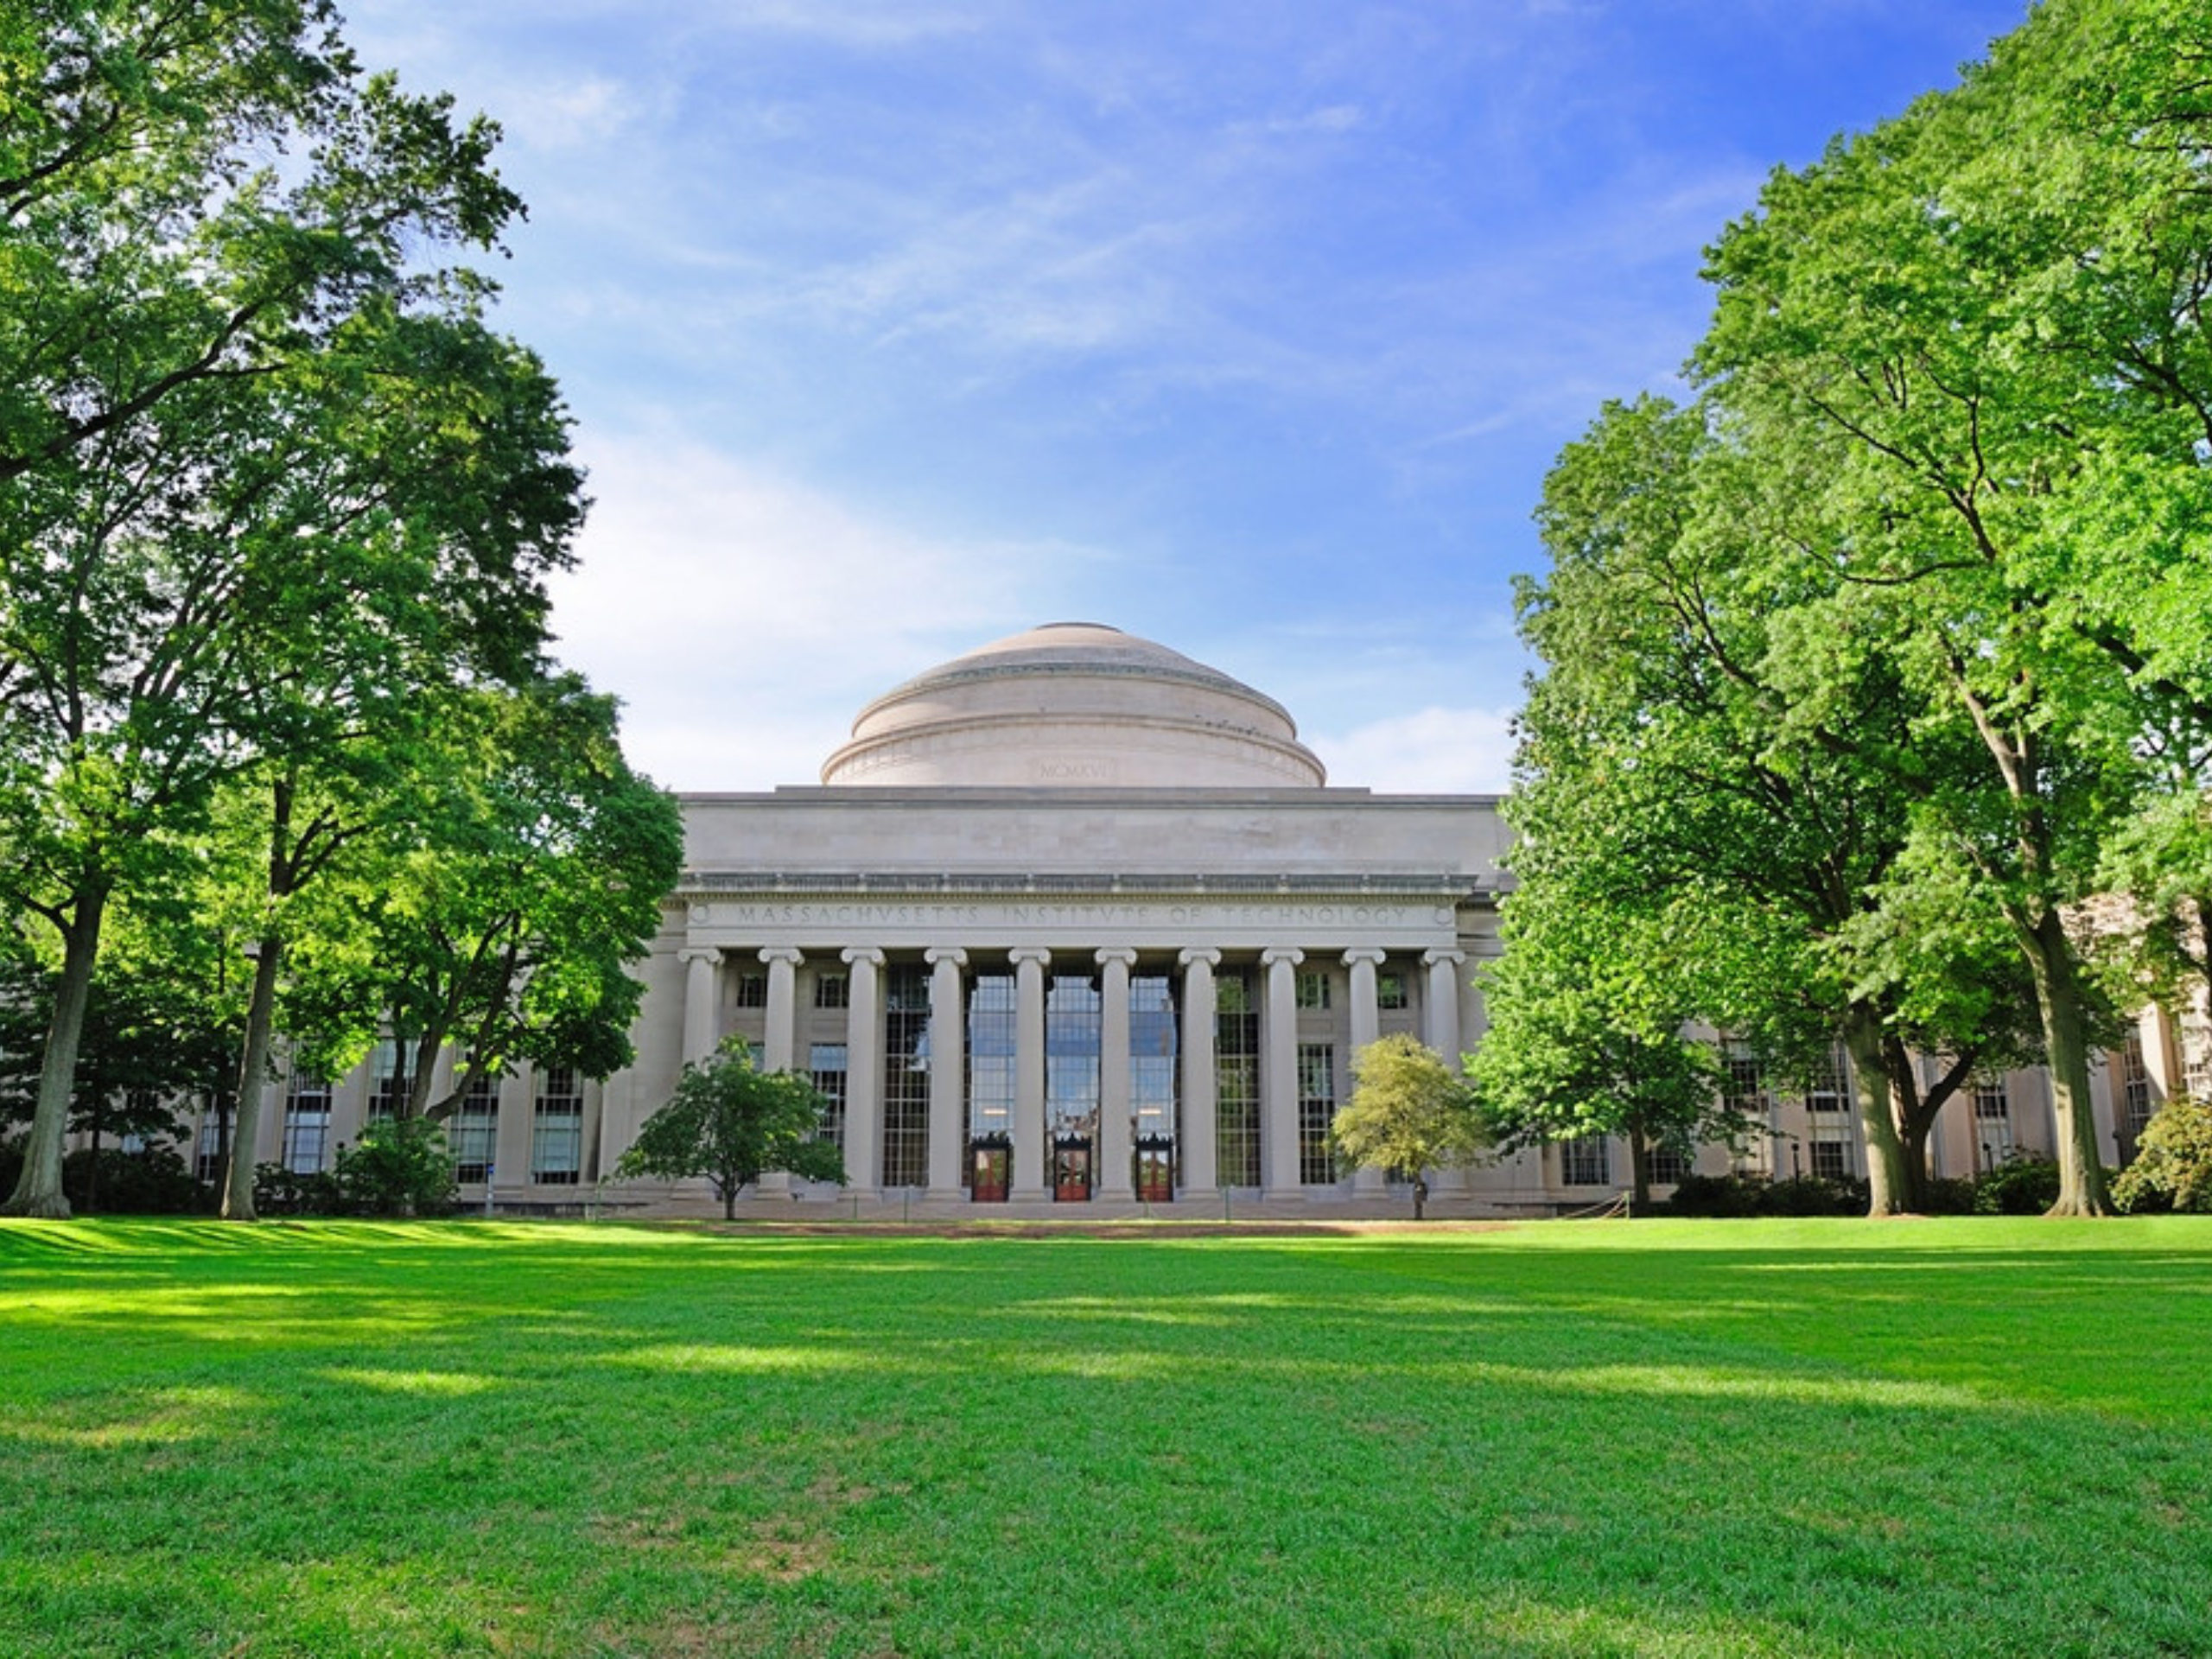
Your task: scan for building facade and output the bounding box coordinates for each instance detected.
[201,621,2199,1214]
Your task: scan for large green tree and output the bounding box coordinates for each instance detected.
[0,5,581,1218]
[1694,0,2212,1212]
[283,674,683,1124]
[207,315,585,1222]
[1516,394,2045,1213]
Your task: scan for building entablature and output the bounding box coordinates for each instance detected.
[673,880,1484,956]
[677,788,1510,881]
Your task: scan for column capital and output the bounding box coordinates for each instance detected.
[1422,947,1467,968]
[1009,946,1052,968]
[1341,947,1388,968]
[1094,946,1139,969]
[677,947,723,966]
[841,945,887,968]
[1260,946,1305,969]
[1178,947,1222,969]
[924,945,969,968]
[758,945,804,966]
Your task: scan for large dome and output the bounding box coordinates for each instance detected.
[820,621,1327,788]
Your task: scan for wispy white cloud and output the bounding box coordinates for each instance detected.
[543,430,1072,791]
[340,0,2029,800]
[495,74,649,150]
[683,1,986,48]
[1311,706,1518,795]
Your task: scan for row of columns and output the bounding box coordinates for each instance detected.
[677,943,1467,1202]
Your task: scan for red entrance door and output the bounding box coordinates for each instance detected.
[1135,1146,1173,1202]
[1053,1142,1091,1202]
[971,1146,1009,1202]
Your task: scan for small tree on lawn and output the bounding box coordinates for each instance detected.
[616,1040,846,1219]
[1329,1035,1487,1220]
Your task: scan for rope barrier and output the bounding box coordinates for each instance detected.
[1557,1191,1632,1221]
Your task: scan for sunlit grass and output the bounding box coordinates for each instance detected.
[3,1217,2209,1656]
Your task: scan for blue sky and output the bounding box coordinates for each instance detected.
[350,0,2031,794]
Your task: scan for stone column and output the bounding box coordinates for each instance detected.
[1261,946,1305,1199]
[1424,948,1470,1194]
[593,1068,632,1192]
[841,947,885,1197]
[925,948,967,1200]
[1343,948,1388,1196]
[1423,948,1466,1063]
[759,947,804,1071]
[427,1046,459,1109]
[491,1071,532,1198]
[678,948,723,1065]
[1096,947,1138,1202]
[754,947,805,1197]
[254,1069,288,1165]
[1179,949,1221,1199]
[1010,947,1052,1201]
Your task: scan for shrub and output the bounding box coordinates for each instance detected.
[1972,1154,2061,1215]
[1663,1173,1766,1217]
[1661,1172,1870,1217]
[2113,1098,2212,1215]
[0,1141,212,1215]
[1916,1177,1978,1217]
[335,1116,456,1217]
[253,1162,345,1217]
[1760,1175,1869,1217]
[62,1147,210,1215]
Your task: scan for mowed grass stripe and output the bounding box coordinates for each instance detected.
[1,1217,2207,1657]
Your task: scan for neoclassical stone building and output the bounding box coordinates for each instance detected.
[207,621,2192,1213]
[607,621,1510,1211]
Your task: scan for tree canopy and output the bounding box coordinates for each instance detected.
[1506,0,2212,1216]
[1327,1035,1486,1220]
[1468,886,1743,1211]
[0,3,620,1219]
[616,1042,849,1221]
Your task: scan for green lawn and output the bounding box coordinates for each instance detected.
[2,1217,2209,1657]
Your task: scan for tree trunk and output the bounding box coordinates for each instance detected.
[405,1029,443,1119]
[2025,911,2112,1216]
[1412,1175,1428,1221]
[2,886,108,1219]
[1626,1122,1652,1213]
[1899,1115,1934,1210]
[722,1181,737,1222]
[222,936,285,1221]
[209,1092,232,1207]
[1842,1007,1910,1216]
[2196,895,2212,1033]
[1881,1046,1930,1211]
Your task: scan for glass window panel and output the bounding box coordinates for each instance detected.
[881,966,931,1186]
[810,1043,848,1153]
[1214,970,1261,1186]
[1297,1042,1336,1184]
[1560,1135,1611,1187]
[531,1066,583,1185]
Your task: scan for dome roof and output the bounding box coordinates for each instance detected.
[821,622,1326,788]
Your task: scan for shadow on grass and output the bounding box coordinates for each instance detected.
[4,1218,2211,1656]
